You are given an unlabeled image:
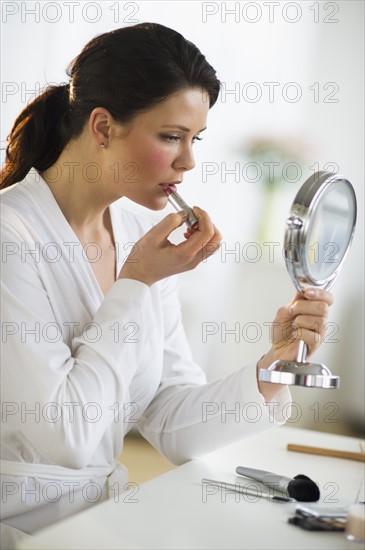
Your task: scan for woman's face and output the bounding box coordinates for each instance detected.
[106,88,210,209]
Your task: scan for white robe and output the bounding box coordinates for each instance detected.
[0,168,291,544]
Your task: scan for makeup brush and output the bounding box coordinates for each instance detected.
[236,466,320,502]
[202,478,294,503]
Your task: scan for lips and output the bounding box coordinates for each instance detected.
[159,182,180,195]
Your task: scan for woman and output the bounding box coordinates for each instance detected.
[0,22,333,547]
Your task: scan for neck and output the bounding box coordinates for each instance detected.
[40,143,111,235]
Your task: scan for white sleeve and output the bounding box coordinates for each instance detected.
[1,219,155,469]
[138,275,292,465]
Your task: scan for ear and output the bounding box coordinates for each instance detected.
[88,107,113,148]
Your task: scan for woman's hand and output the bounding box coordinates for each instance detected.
[118,206,221,286]
[257,288,334,400]
[270,288,334,360]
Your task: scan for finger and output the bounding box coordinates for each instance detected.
[290,289,334,306]
[292,315,326,333]
[289,288,333,316]
[175,207,216,255]
[294,327,323,351]
[290,300,329,318]
[303,288,334,305]
[282,291,306,319]
[146,211,189,242]
[200,240,221,261]
[191,206,215,237]
[275,304,298,324]
[201,228,222,259]
[181,236,221,267]
[183,225,198,239]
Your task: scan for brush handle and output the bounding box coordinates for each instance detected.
[235,466,290,491]
[287,443,365,462]
[201,478,292,502]
[235,466,268,482]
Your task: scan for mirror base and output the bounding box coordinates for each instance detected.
[259,360,340,389]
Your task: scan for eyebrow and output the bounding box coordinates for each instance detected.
[160,125,207,133]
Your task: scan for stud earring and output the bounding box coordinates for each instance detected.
[99,143,105,148]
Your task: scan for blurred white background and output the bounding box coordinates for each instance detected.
[2,1,364,435]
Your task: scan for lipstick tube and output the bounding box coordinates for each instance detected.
[167,190,199,229]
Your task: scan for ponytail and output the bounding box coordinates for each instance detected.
[1,84,72,189]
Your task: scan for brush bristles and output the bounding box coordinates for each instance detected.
[287,475,320,502]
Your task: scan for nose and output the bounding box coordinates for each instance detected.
[173,144,196,172]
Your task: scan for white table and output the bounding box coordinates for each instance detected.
[18,426,364,549]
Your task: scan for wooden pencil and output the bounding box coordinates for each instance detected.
[287,443,365,462]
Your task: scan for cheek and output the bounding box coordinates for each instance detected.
[142,146,172,173]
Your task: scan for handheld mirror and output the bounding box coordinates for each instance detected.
[259,171,357,389]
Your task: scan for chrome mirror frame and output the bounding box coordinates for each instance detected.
[259,171,357,389]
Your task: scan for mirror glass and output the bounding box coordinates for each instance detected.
[302,179,356,286]
[260,171,357,389]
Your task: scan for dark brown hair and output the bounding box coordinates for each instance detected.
[1,22,220,189]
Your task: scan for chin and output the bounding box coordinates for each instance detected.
[129,196,168,212]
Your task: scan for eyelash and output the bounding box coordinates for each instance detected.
[161,135,203,144]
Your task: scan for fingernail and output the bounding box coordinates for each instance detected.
[179,210,189,219]
[305,289,316,297]
[289,305,295,315]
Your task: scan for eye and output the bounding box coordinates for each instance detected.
[161,134,181,143]
[160,134,203,144]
